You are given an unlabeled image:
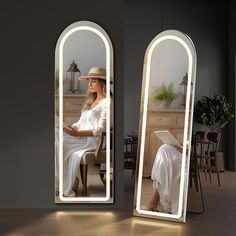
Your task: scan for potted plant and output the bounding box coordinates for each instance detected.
[194,94,234,132]
[152,83,178,108]
[194,94,234,171]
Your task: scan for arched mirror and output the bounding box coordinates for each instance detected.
[133,30,196,222]
[55,21,114,203]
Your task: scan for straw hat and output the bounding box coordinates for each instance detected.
[79,67,112,83]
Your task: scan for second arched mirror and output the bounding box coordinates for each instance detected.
[133,30,196,222]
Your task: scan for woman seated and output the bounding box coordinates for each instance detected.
[55,67,110,197]
[143,143,183,214]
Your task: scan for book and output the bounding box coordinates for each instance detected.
[154,130,182,148]
[55,115,71,129]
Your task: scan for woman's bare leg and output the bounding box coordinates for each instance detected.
[143,191,160,211]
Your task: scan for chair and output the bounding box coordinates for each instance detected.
[124,137,138,177]
[203,132,221,186]
[80,131,112,196]
[189,131,208,190]
[195,131,221,186]
[188,132,205,214]
[189,134,200,192]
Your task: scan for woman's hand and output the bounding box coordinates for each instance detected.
[173,144,189,154]
[64,126,79,137]
[173,145,183,153]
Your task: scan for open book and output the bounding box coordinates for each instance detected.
[55,115,70,129]
[154,130,182,148]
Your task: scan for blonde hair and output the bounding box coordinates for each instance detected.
[82,79,106,112]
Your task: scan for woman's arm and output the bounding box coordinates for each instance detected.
[64,126,94,137]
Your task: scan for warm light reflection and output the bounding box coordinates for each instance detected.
[55,211,115,219]
[131,218,183,232]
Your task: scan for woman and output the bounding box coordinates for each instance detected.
[143,144,183,214]
[55,67,110,197]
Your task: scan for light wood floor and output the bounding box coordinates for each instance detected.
[55,164,106,203]
[0,171,235,236]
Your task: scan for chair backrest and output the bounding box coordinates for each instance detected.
[193,131,206,158]
[206,132,221,154]
[124,138,138,169]
[95,131,113,164]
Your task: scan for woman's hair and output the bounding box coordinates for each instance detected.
[82,79,106,112]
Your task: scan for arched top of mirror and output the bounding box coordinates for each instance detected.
[55,21,114,88]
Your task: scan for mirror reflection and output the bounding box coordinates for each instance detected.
[55,21,113,203]
[134,30,196,222]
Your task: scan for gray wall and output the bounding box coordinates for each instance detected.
[0,0,124,208]
[149,40,188,109]
[55,30,107,94]
[124,0,233,168]
[228,0,236,171]
[0,0,235,209]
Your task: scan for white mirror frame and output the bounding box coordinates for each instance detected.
[133,30,197,222]
[55,21,114,203]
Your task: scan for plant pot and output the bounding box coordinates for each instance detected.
[218,152,225,172]
[157,100,172,108]
[208,151,225,172]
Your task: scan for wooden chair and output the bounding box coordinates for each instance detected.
[202,132,221,186]
[188,132,205,214]
[124,137,138,177]
[194,131,221,186]
[189,134,200,192]
[80,131,112,196]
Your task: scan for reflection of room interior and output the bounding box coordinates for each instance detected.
[54,26,113,199]
[142,109,184,177]
[138,35,193,215]
[55,95,110,198]
[141,109,184,212]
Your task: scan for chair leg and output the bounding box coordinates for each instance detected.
[202,160,208,182]
[215,156,221,186]
[207,158,212,183]
[204,169,208,182]
[204,164,207,182]
[80,163,88,196]
[187,164,205,215]
[216,169,221,186]
[189,169,193,189]
[194,163,199,192]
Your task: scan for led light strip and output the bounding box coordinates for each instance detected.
[58,24,111,202]
[136,35,193,219]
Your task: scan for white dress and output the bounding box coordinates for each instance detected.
[55,98,107,196]
[151,144,182,214]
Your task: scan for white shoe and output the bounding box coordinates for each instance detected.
[64,191,75,197]
[141,205,158,211]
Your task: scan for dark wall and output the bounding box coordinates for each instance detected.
[124,0,233,168]
[228,0,236,171]
[0,0,124,208]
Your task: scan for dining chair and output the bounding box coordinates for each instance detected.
[195,131,221,186]
[80,131,112,196]
[124,137,138,177]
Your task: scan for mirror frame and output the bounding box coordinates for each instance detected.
[55,21,114,203]
[133,30,197,222]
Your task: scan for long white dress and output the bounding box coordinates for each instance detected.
[151,144,182,214]
[55,98,107,196]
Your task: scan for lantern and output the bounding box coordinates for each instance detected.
[66,60,81,94]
